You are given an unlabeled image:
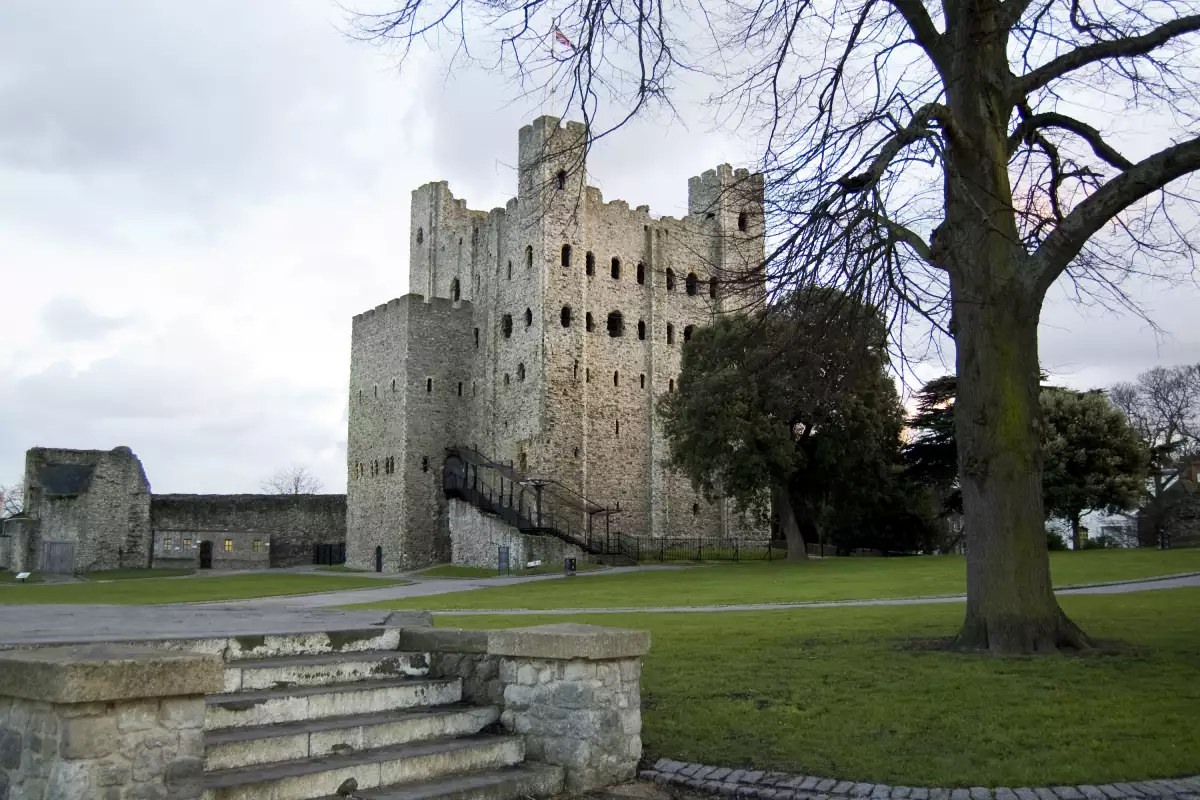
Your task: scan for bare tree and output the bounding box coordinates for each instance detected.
[0,482,23,518]
[352,0,1200,653]
[1110,364,1200,545]
[261,466,325,495]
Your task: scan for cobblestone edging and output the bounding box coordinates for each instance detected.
[640,761,1200,800]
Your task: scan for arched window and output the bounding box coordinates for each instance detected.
[450,278,460,302]
[709,277,718,299]
[585,252,595,276]
[426,378,433,393]
[525,307,533,328]
[686,272,699,295]
[585,312,594,332]
[636,262,645,284]
[556,170,567,190]
[611,257,621,279]
[640,374,645,389]
[416,227,424,244]
[738,211,748,232]
[607,311,624,337]
[684,324,695,342]
[666,268,676,290]
[637,320,646,340]
[692,502,700,515]
[666,323,674,344]
[561,244,572,267]
[613,371,620,387]
[504,373,511,385]
[517,363,526,381]
[561,306,572,327]
[525,246,534,269]
[502,314,513,338]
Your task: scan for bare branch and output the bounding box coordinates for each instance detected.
[1032,135,1200,292]
[1008,112,1134,170]
[1016,13,1200,96]
[883,0,944,58]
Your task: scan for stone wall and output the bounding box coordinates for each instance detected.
[448,498,583,570]
[0,644,222,799]
[150,493,345,568]
[23,446,153,572]
[347,116,771,572]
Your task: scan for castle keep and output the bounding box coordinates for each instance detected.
[346,117,768,571]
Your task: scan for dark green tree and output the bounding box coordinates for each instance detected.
[659,289,899,560]
[906,378,1148,550]
[1041,389,1148,550]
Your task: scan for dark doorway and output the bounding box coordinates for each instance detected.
[199,540,213,569]
[375,546,383,573]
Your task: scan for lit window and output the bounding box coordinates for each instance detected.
[252,539,263,552]
[163,537,172,550]
[224,539,233,552]
[183,538,192,548]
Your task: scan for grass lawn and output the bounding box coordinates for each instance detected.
[81,568,195,580]
[418,562,608,579]
[0,573,408,605]
[0,571,43,583]
[349,548,1200,611]
[443,587,1200,787]
[315,565,369,573]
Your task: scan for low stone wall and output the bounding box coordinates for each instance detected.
[403,622,649,793]
[449,498,583,570]
[0,644,222,799]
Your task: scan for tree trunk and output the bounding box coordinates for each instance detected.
[775,485,808,561]
[951,285,1090,653]
[1070,515,1082,551]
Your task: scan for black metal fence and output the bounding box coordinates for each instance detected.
[633,537,787,563]
[313,542,346,566]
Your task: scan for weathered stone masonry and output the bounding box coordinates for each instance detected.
[347,116,771,571]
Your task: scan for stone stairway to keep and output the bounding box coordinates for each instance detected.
[199,630,565,800]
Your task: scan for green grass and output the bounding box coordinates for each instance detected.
[417,562,608,579]
[81,568,195,580]
[0,573,408,605]
[443,587,1200,787]
[315,565,369,573]
[349,548,1200,611]
[0,571,43,583]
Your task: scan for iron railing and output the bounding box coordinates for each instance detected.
[633,537,786,562]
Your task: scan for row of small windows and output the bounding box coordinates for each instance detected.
[558,308,693,342]
[353,456,431,480]
[560,245,717,297]
[570,363,678,393]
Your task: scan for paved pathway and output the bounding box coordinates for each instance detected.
[0,571,1194,646]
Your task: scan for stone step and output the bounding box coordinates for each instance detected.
[222,650,431,692]
[201,734,525,800]
[205,704,501,771]
[335,763,565,800]
[205,677,462,730]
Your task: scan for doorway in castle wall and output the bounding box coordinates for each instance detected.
[375,546,383,573]
[199,540,213,569]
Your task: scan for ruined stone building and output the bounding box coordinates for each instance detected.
[346,116,769,572]
[1,446,346,574]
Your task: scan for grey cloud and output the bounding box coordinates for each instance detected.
[39,296,130,343]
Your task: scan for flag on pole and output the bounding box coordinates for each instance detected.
[553,29,576,51]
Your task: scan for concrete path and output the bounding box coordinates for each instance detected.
[0,572,1194,646]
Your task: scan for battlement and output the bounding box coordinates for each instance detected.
[352,294,474,328]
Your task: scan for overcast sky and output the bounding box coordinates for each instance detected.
[2,1,1197,495]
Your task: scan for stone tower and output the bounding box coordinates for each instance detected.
[346,117,768,572]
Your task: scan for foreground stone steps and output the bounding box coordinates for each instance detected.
[205,676,462,729]
[222,650,431,692]
[202,734,526,800]
[329,763,566,800]
[205,704,501,770]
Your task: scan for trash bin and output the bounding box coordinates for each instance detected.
[564,557,577,576]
